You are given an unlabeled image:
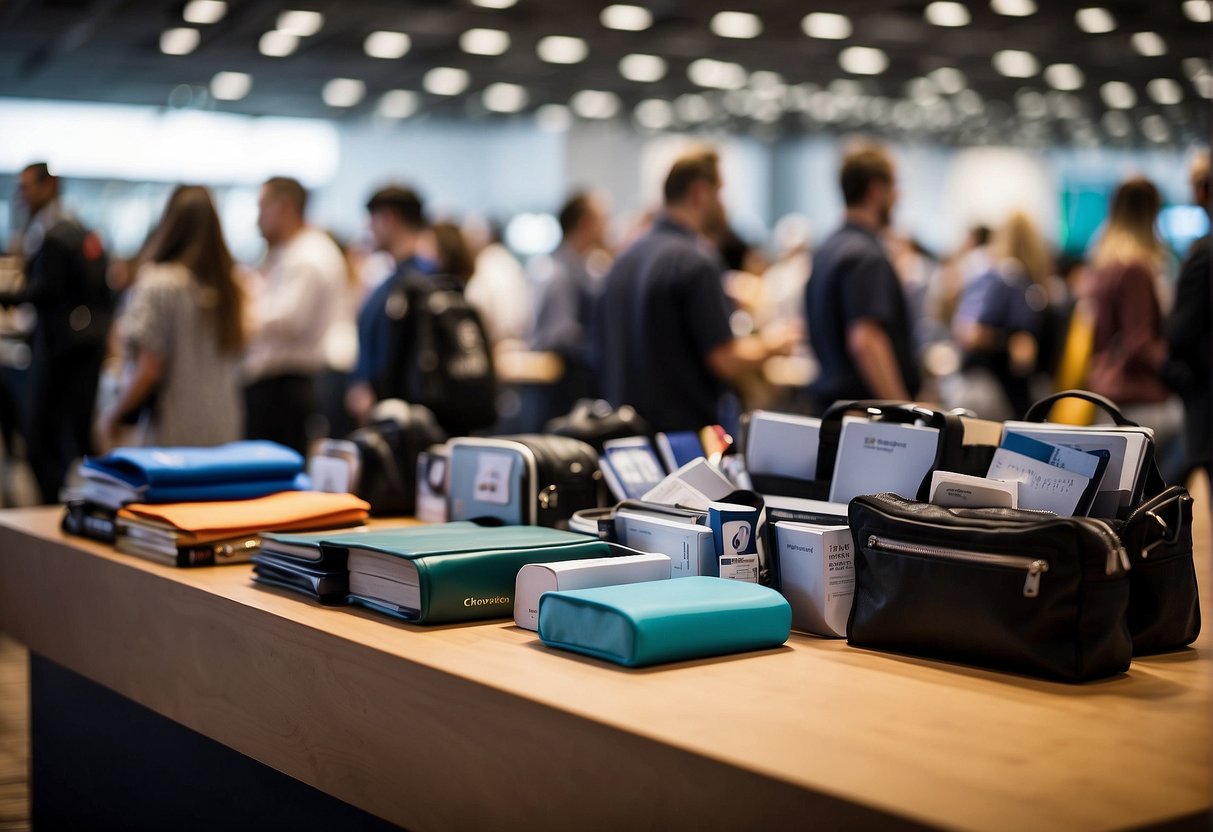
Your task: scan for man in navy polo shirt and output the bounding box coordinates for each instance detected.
[593,149,796,432]
[346,185,432,425]
[805,144,919,411]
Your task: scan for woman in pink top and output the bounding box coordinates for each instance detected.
[1086,177,1182,474]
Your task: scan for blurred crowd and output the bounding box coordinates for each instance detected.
[1,142,1209,505]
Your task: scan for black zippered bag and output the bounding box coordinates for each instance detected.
[1022,390,1200,654]
[847,493,1133,682]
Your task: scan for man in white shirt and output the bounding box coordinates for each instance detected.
[243,176,348,454]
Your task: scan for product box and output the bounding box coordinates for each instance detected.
[615,509,716,579]
[774,520,855,638]
[513,551,672,631]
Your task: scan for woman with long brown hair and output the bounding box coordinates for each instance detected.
[1086,178,1180,416]
[97,185,245,447]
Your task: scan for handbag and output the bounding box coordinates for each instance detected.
[1021,389,1200,654]
[847,492,1133,682]
[544,399,652,454]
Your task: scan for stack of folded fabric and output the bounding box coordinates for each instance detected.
[116,491,370,567]
[63,441,307,544]
[252,528,374,605]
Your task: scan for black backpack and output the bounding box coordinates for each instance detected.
[375,270,498,436]
[349,400,447,516]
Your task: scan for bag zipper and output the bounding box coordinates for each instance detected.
[864,494,1131,577]
[1072,517,1130,574]
[867,535,1049,598]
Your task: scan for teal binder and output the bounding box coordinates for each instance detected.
[537,577,792,667]
[334,523,611,624]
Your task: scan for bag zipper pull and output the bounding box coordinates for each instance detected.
[1023,560,1047,598]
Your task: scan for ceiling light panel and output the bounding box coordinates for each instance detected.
[424,67,470,96]
[537,35,589,64]
[570,90,620,119]
[601,5,653,31]
[1043,63,1084,90]
[483,82,528,112]
[1146,78,1182,105]
[990,0,1036,16]
[472,0,517,8]
[928,67,966,94]
[1074,7,1115,33]
[1100,81,1136,109]
[1140,114,1170,143]
[536,104,572,132]
[460,28,510,56]
[801,12,851,39]
[839,46,888,76]
[1101,110,1130,137]
[210,71,251,101]
[992,49,1038,78]
[183,0,226,25]
[674,93,713,122]
[259,30,299,57]
[277,10,323,37]
[1182,0,1211,22]
[925,2,971,27]
[364,31,411,59]
[619,54,666,83]
[1130,32,1166,57]
[710,11,762,39]
[687,58,747,89]
[160,28,199,56]
[322,78,365,108]
[634,98,674,129]
[378,90,419,119]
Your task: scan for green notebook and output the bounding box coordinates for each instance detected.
[334,523,610,624]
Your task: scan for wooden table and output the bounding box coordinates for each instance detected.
[0,505,1208,831]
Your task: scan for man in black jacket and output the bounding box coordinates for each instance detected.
[1166,152,1210,480]
[5,163,113,503]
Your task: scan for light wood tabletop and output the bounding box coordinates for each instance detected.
[0,491,1208,832]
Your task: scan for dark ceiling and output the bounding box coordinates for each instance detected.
[0,0,1208,146]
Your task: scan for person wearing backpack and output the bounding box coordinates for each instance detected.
[348,187,497,437]
[2,163,114,503]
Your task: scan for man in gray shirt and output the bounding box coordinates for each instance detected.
[528,191,608,418]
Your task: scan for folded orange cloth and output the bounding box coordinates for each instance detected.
[118,491,371,543]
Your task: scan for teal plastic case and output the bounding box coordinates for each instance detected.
[537,576,792,667]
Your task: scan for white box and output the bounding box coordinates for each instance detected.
[513,551,672,631]
[615,510,716,579]
[774,521,855,638]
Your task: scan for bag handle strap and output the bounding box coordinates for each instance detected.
[1021,389,1137,427]
[815,400,945,483]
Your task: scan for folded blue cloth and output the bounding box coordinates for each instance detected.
[129,473,310,504]
[538,576,791,667]
[84,441,304,488]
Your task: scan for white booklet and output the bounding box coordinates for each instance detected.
[929,471,1019,509]
[1001,422,1151,516]
[774,521,854,638]
[986,449,1089,516]
[641,457,736,511]
[828,417,941,504]
[745,410,821,480]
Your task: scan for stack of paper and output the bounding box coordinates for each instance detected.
[986,431,1110,516]
[115,491,370,567]
[252,527,375,604]
[1001,421,1152,517]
